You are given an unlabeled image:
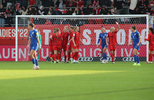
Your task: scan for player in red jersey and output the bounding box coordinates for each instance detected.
[71,26,83,63]
[106,22,120,63]
[61,26,69,63]
[50,28,63,63]
[68,26,74,63]
[145,28,154,64]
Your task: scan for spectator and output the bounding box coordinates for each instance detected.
[46,6,53,15]
[100,6,108,15]
[0,4,5,27]
[26,7,33,15]
[6,5,13,15]
[39,6,45,15]
[56,0,64,9]
[5,14,13,27]
[111,5,116,15]
[66,0,75,7]
[73,7,79,15]
[74,0,84,7]
[21,6,28,15]
[148,0,154,15]
[94,5,101,15]
[16,6,22,15]
[33,6,39,15]
[113,0,128,14]
[67,8,73,15]
[86,4,93,15]
[17,0,28,7]
[28,0,35,7]
[61,5,67,15]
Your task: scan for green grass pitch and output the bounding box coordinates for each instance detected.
[0,61,154,100]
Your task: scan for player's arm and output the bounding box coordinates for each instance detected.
[72,36,76,47]
[106,36,109,46]
[145,34,150,41]
[80,38,84,45]
[97,34,101,47]
[128,38,132,46]
[36,36,41,50]
[137,37,141,46]
[116,22,120,32]
[27,37,31,48]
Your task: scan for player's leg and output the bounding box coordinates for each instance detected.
[133,48,139,66]
[146,50,152,64]
[102,47,108,63]
[64,50,67,63]
[33,52,40,69]
[30,50,36,69]
[50,51,54,63]
[53,50,57,63]
[72,48,76,63]
[75,48,79,63]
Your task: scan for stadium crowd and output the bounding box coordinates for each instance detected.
[0,0,153,27]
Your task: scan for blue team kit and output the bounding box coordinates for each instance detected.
[29,29,38,51]
[131,31,141,50]
[97,32,108,49]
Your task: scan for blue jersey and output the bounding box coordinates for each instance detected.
[131,31,140,45]
[29,29,38,45]
[97,32,108,46]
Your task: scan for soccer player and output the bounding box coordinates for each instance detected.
[145,28,154,64]
[27,23,41,70]
[97,28,108,63]
[128,25,141,66]
[50,28,63,63]
[36,28,42,61]
[106,22,120,63]
[68,26,74,63]
[61,26,69,63]
[71,26,83,63]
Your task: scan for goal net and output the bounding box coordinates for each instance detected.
[15,15,149,62]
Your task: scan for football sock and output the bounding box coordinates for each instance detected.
[68,53,70,61]
[75,52,79,61]
[64,55,67,62]
[111,54,114,62]
[105,53,107,60]
[35,59,39,66]
[50,53,53,58]
[53,54,56,61]
[137,56,140,64]
[72,52,76,60]
[38,54,40,60]
[31,58,36,66]
[134,55,137,63]
[149,54,152,61]
[57,53,61,60]
[103,53,105,60]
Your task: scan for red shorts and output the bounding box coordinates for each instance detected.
[109,45,116,51]
[149,46,154,51]
[62,43,67,51]
[53,46,62,51]
[49,47,53,52]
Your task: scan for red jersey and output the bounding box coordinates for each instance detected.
[107,31,117,46]
[61,31,70,45]
[52,33,62,46]
[73,31,80,46]
[145,32,154,46]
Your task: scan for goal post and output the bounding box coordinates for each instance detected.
[15,15,149,62]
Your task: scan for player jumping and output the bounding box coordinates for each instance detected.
[145,28,154,64]
[97,28,108,63]
[106,22,120,63]
[128,25,141,66]
[61,26,70,63]
[27,23,41,70]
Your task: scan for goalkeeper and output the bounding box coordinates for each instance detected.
[36,28,42,60]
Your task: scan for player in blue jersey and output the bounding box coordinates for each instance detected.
[128,25,141,66]
[97,28,108,63]
[27,23,41,70]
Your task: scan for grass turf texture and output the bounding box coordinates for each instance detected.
[0,62,154,100]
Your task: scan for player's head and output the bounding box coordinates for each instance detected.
[101,28,106,33]
[74,26,79,32]
[69,26,74,32]
[149,28,154,34]
[64,26,68,32]
[54,28,57,33]
[55,28,60,33]
[131,25,136,32]
[110,27,115,33]
[28,23,35,30]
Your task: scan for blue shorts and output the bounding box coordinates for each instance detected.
[102,45,108,49]
[30,43,38,51]
[133,43,141,50]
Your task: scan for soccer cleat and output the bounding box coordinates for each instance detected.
[137,63,141,66]
[133,63,137,66]
[36,66,40,70]
[70,58,73,63]
[112,62,115,64]
[54,61,56,64]
[32,66,37,70]
[56,60,59,63]
[50,57,53,61]
[145,62,149,64]
[76,61,80,64]
[101,60,105,64]
[150,62,153,64]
